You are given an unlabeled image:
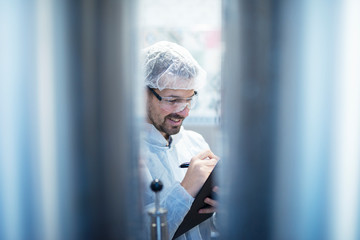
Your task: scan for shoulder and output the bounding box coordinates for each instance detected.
[181,129,205,141]
[177,128,209,149]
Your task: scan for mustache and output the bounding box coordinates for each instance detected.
[166,113,185,120]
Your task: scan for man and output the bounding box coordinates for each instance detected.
[142,41,219,239]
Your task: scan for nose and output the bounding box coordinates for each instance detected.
[175,104,190,117]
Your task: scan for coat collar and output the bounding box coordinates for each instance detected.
[143,123,183,149]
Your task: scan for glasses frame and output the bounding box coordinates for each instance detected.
[147,86,197,102]
[147,86,198,112]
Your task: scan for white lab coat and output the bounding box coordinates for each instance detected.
[142,123,213,239]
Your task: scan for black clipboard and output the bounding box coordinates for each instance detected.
[173,165,217,239]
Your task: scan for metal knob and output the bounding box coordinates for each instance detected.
[151,179,163,192]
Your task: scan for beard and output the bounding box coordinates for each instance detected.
[160,113,184,135]
[148,107,184,138]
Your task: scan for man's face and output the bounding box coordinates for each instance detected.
[147,88,194,139]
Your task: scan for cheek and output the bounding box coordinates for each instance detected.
[148,101,169,119]
[158,110,174,124]
[158,108,171,120]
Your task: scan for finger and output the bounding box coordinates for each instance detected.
[196,149,216,160]
[204,158,218,166]
[204,197,218,207]
[212,186,219,193]
[199,207,216,214]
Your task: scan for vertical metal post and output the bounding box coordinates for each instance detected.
[220,0,280,239]
[68,0,143,239]
[0,1,143,239]
[221,1,338,239]
[148,179,169,240]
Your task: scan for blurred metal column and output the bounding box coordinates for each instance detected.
[67,0,143,239]
[220,0,280,239]
[0,1,143,239]
[272,1,336,240]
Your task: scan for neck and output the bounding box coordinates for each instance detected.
[162,132,170,142]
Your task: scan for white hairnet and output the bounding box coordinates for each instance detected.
[143,41,206,91]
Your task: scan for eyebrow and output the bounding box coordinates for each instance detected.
[166,95,183,98]
[163,92,197,98]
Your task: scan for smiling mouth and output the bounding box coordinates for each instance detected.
[166,117,184,126]
[169,117,181,122]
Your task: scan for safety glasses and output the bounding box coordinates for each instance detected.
[148,87,198,113]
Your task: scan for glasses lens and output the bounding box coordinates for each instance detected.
[160,96,197,113]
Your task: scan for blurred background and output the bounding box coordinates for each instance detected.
[0,0,359,240]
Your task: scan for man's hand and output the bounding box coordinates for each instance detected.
[199,186,219,214]
[180,150,219,198]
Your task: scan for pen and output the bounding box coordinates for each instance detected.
[179,162,190,168]
[179,157,219,168]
